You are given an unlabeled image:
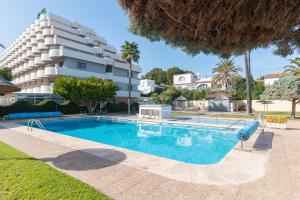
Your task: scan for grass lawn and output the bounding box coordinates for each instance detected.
[0,141,111,200]
[173,111,300,120]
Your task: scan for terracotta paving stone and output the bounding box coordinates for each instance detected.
[0,120,300,200]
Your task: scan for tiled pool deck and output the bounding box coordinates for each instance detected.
[0,116,299,200]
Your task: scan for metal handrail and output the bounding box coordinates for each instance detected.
[27,119,45,131]
[225,119,242,129]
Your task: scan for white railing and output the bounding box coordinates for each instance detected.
[27,119,45,131]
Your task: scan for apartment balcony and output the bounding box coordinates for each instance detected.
[44,66,56,76]
[28,60,35,69]
[36,33,44,41]
[35,25,42,33]
[15,77,20,84]
[32,46,40,54]
[49,48,62,58]
[21,53,28,61]
[26,42,32,49]
[40,85,52,93]
[26,50,34,58]
[30,71,37,80]
[23,63,30,71]
[25,34,31,41]
[37,42,47,50]
[34,56,43,66]
[24,74,31,82]
[29,29,35,36]
[18,48,23,54]
[39,14,47,21]
[31,38,37,45]
[26,87,33,93]
[40,20,50,28]
[41,52,51,62]
[42,28,52,36]
[33,85,41,93]
[19,76,25,83]
[45,37,55,46]
[21,45,27,51]
[37,69,46,78]
[34,20,39,26]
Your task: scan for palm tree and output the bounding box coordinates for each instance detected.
[121,41,140,115]
[284,58,300,76]
[244,50,252,114]
[212,59,241,91]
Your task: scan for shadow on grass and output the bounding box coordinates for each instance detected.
[40,148,126,171]
[0,157,37,161]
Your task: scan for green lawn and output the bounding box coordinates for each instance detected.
[172,111,300,120]
[0,141,111,200]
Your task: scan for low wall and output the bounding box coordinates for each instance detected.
[237,100,300,112]
[176,100,299,112]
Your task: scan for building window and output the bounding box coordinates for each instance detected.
[179,76,185,81]
[198,84,208,90]
[59,62,64,67]
[77,62,86,70]
[96,53,103,58]
[106,65,112,73]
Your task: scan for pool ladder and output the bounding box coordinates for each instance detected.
[27,119,45,131]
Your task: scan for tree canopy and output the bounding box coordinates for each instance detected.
[0,67,13,81]
[120,41,140,64]
[212,59,241,90]
[53,76,118,113]
[263,76,300,119]
[284,57,300,76]
[118,0,300,57]
[141,68,167,85]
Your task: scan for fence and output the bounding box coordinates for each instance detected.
[0,93,64,106]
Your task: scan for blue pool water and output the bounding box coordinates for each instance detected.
[177,117,250,126]
[26,118,240,164]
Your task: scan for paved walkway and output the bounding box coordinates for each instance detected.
[0,120,299,200]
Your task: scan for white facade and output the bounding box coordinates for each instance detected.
[173,73,212,90]
[264,72,282,86]
[0,11,141,101]
[139,104,172,119]
[138,79,155,94]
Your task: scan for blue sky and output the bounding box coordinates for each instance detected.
[0,0,298,78]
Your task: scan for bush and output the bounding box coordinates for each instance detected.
[106,102,139,113]
[0,100,85,117]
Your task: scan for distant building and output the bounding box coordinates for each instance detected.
[138,79,167,95]
[138,79,155,94]
[173,73,212,90]
[264,72,283,86]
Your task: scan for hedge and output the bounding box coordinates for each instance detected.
[106,102,139,113]
[0,100,86,117]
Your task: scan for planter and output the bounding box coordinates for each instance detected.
[265,122,287,130]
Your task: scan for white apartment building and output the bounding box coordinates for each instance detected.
[173,73,212,90]
[0,11,141,103]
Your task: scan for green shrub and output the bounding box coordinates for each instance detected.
[0,100,86,117]
[106,102,139,113]
[35,99,59,112]
[59,101,86,114]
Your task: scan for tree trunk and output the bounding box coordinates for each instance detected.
[128,62,132,115]
[244,50,252,114]
[291,99,296,120]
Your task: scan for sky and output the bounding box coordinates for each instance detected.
[0,0,299,79]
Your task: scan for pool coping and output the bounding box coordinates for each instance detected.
[1,116,270,185]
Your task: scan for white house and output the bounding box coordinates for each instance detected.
[264,72,282,86]
[0,11,141,103]
[173,73,212,90]
[138,79,155,94]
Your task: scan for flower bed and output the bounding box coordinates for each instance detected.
[264,116,288,129]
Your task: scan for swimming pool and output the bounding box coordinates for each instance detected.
[25,117,240,164]
[176,117,250,127]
